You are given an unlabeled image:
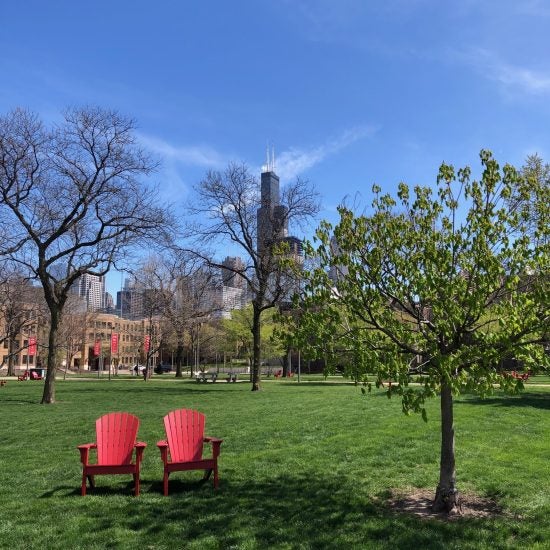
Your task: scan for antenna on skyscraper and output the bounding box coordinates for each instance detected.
[271,145,276,173]
[262,142,277,173]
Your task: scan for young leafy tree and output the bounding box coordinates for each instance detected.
[222,304,284,369]
[0,107,173,403]
[292,150,549,513]
[188,163,319,390]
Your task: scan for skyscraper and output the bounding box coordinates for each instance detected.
[257,165,288,254]
[116,278,145,319]
[77,274,105,311]
[221,256,246,290]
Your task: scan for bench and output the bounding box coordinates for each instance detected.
[196,372,217,383]
[225,373,238,383]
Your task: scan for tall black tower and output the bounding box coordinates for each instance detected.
[257,167,288,254]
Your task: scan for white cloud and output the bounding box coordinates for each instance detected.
[493,64,550,94]
[138,133,228,169]
[275,125,378,180]
[459,48,550,95]
[139,125,377,185]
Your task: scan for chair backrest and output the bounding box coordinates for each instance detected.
[164,409,205,463]
[96,412,139,465]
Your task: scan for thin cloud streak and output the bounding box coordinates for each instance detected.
[457,48,550,95]
[139,125,377,182]
[275,125,378,180]
[138,133,228,169]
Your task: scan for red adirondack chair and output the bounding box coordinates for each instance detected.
[17,371,29,381]
[77,412,147,496]
[157,409,223,496]
[29,370,43,380]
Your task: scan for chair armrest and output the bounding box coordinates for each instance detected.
[134,441,146,465]
[204,437,223,458]
[77,443,97,465]
[157,440,169,464]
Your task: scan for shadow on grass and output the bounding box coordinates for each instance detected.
[60,384,220,397]
[271,380,358,387]
[0,396,41,405]
[41,473,515,548]
[461,392,550,410]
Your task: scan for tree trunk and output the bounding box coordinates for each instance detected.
[175,336,184,378]
[432,378,461,513]
[251,304,261,391]
[41,308,60,404]
[281,348,289,378]
[7,339,15,377]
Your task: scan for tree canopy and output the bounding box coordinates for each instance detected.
[287,150,549,512]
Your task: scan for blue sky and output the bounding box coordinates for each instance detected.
[2,1,549,295]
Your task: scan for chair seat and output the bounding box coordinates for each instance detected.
[83,463,141,475]
[164,457,217,473]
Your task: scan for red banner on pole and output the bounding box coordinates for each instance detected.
[111,333,119,355]
[144,335,150,354]
[28,337,37,356]
[94,339,101,357]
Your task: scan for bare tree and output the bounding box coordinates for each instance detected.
[0,268,46,375]
[133,252,221,378]
[0,107,174,403]
[56,294,88,378]
[187,163,319,390]
[508,154,550,246]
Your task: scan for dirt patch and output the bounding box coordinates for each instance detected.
[386,488,506,521]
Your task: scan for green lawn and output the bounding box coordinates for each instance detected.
[0,378,549,549]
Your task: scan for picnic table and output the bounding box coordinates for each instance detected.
[196,372,218,383]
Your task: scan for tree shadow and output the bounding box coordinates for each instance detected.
[41,473,519,548]
[274,381,357,387]
[461,392,550,410]
[0,396,41,405]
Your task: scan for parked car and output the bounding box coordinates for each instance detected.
[154,363,173,374]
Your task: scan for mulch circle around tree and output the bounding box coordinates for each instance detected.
[386,488,510,521]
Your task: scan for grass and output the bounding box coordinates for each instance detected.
[0,377,549,549]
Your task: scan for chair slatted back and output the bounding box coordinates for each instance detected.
[96,412,139,465]
[164,409,205,463]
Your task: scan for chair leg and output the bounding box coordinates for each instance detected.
[81,472,87,496]
[213,464,219,489]
[133,473,140,496]
[163,471,169,496]
[88,475,95,488]
[203,469,213,481]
